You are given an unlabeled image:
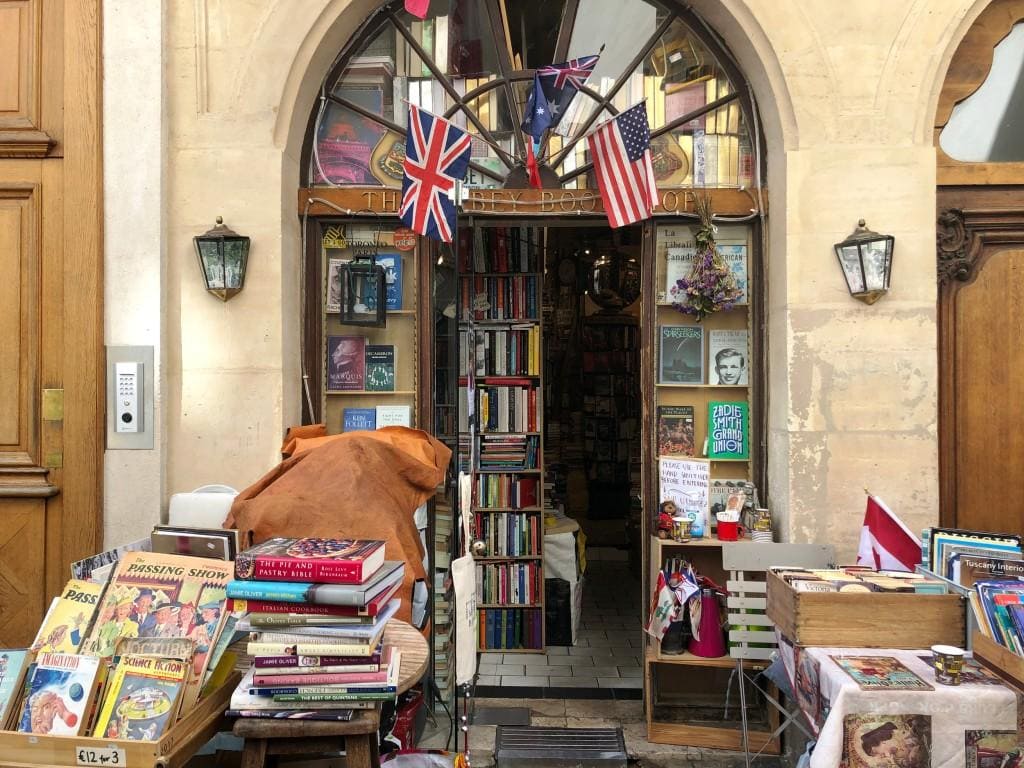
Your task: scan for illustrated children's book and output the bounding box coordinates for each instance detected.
[81,551,232,715]
[0,649,30,729]
[31,579,105,654]
[234,538,385,585]
[93,655,189,741]
[829,655,933,691]
[17,652,102,735]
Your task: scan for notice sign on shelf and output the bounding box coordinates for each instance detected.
[658,457,710,535]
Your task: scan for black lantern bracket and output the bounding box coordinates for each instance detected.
[833,219,895,305]
[194,216,251,301]
[333,212,388,327]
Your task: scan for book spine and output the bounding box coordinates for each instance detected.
[273,691,396,703]
[246,614,369,627]
[227,583,310,603]
[253,670,383,685]
[250,556,366,584]
[253,654,381,669]
[252,682,394,696]
[247,642,377,657]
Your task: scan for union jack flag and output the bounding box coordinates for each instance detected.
[400,104,472,243]
[521,54,599,140]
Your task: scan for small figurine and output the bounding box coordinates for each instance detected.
[657,501,677,539]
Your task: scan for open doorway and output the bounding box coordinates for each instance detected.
[477,222,645,697]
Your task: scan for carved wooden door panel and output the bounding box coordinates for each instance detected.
[0,0,102,645]
[938,201,1024,537]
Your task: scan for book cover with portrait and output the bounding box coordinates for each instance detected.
[708,329,749,385]
[327,336,366,391]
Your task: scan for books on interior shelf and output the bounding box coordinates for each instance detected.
[376,404,411,428]
[364,345,396,392]
[327,335,366,391]
[343,407,376,432]
[708,329,749,385]
[477,434,539,471]
[17,653,103,735]
[234,538,385,585]
[226,561,404,606]
[461,326,541,376]
[659,325,704,384]
[92,655,189,741]
[475,561,541,605]
[656,405,695,457]
[478,607,543,650]
[459,275,539,320]
[458,225,539,273]
[31,578,104,654]
[473,511,541,557]
[474,474,539,509]
[706,400,750,460]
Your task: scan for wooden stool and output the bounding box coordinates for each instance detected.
[232,620,428,768]
[234,707,381,768]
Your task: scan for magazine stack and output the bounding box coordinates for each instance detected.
[225,537,405,721]
[0,551,235,741]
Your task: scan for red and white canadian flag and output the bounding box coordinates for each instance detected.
[856,494,922,572]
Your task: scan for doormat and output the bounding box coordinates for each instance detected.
[473,707,531,726]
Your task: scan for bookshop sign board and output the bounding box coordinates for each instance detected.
[299,187,762,219]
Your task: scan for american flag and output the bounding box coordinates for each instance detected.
[587,102,657,229]
[400,104,472,243]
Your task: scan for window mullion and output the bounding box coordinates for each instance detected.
[482,0,527,160]
[552,0,581,63]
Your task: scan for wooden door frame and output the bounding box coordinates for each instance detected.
[936,191,1024,529]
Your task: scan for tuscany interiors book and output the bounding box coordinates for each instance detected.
[656,405,695,457]
[829,655,933,691]
[31,578,104,654]
[234,538,386,585]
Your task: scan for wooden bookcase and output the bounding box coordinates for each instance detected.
[458,224,545,653]
[642,220,773,749]
[318,223,420,433]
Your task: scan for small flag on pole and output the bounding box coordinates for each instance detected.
[856,494,922,572]
[400,103,472,243]
[521,55,599,141]
[587,102,657,229]
[404,0,429,19]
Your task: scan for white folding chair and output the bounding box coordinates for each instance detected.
[722,542,833,767]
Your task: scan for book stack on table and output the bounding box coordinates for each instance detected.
[225,538,405,721]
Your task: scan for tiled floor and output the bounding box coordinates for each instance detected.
[476,548,644,697]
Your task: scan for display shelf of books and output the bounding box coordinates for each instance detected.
[457,224,545,653]
[645,221,762,751]
[321,223,418,434]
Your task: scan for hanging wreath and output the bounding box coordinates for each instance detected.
[669,195,742,321]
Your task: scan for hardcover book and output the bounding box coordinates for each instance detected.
[659,326,704,384]
[17,652,102,735]
[706,400,749,460]
[226,708,356,721]
[954,555,1024,588]
[31,579,104,654]
[226,561,404,607]
[92,655,188,741]
[656,405,695,456]
[229,668,375,712]
[343,407,376,432]
[364,253,403,311]
[0,650,30,730]
[80,551,233,715]
[829,655,933,691]
[707,329,749,385]
[376,404,411,428]
[364,345,396,392]
[234,538,386,585]
[252,650,382,669]
[150,525,239,561]
[327,336,366,391]
[230,573,399,616]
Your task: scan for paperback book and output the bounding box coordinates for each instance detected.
[327,336,366,391]
[706,400,749,460]
[0,650,30,730]
[343,408,376,432]
[656,405,695,457]
[17,652,102,735]
[707,329,749,385]
[829,655,932,691]
[364,345,396,392]
[229,668,375,711]
[92,655,189,741]
[364,253,403,311]
[31,578,104,654]
[376,404,411,427]
[234,538,386,585]
[659,326,704,384]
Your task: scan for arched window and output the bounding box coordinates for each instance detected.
[302,0,759,190]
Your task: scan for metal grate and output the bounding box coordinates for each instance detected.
[496,726,627,768]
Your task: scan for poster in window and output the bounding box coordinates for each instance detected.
[314,88,387,186]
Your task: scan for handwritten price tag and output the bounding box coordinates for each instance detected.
[76,746,126,766]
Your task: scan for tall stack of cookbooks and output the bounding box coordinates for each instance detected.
[226,537,405,720]
[0,550,236,741]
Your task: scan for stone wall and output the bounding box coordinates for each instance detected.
[103,0,995,556]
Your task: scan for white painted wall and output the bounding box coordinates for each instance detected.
[103,0,166,545]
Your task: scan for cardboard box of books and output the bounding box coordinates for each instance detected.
[0,546,242,768]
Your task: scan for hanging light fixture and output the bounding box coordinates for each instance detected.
[833,219,894,305]
[193,217,251,301]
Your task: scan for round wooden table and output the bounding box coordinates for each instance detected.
[233,619,429,768]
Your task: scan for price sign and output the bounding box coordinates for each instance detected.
[76,746,126,766]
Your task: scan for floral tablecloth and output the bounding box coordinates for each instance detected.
[777,637,1020,768]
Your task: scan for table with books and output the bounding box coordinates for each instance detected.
[224,536,426,768]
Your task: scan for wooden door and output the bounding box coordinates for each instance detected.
[938,196,1024,536]
[0,0,103,645]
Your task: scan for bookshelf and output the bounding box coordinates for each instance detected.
[458,224,545,653]
[319,222,419,433]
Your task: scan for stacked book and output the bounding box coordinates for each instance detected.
[226,537,405,721]
[432,494,455,701]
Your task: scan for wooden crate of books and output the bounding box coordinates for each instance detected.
[0,668,240,768]
[766,569,965,649]
[972,631,1024,691]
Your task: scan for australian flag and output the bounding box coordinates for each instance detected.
[521,55,599,140]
